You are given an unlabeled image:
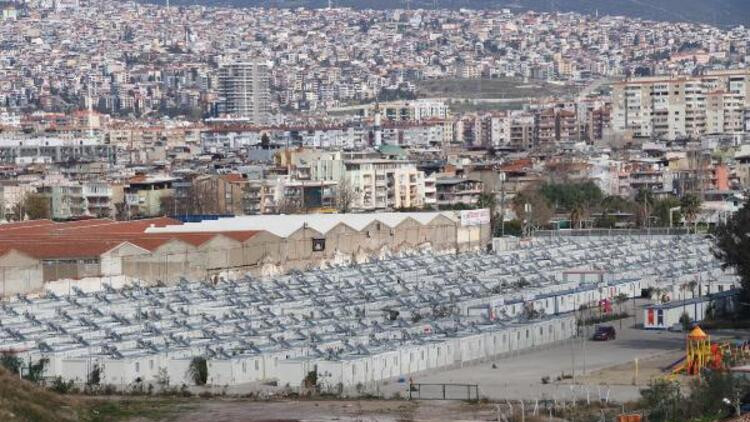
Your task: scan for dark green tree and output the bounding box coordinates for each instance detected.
[0,352,22,374]
[652,196,681,227]
[714,198,750,311]
[260,133,271,150]
[538,180,603,211]
[639,379,684,422]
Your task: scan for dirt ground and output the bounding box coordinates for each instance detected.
[128,399,512,422]
[574,349,686,386]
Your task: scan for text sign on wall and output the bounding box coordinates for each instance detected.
[460,208,490,226]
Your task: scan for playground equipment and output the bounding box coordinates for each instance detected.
[670,326,725,376]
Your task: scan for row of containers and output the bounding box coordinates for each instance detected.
[46,315,577,390]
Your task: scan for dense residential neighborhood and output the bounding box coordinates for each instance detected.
[0,1,748,226]
[4,1,750,421]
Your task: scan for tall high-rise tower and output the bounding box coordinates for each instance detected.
[218,61,270,125]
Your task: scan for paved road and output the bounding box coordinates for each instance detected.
[382,309,686,403]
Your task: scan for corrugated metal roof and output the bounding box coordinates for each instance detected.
[145,212,459,238]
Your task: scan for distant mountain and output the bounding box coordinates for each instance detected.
[149,0,750,28]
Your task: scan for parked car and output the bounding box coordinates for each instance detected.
[593,325,616,341]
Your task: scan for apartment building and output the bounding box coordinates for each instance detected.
[0,137,114,165]
[268,178,338,213]
[82,182,114,218]
[435,177,484,208]
[218,61,270,124]
[344,160,426,211]
[277,148,346,182]
[376,99,449,122]
[124,176,175,218]
[612,70,750,140]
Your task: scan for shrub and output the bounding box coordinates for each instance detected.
[24,358,48,383]
[187,357,208,386]
[303,370,318,389]
[87,364,101,387]
[679,312,692,332]
[0,352,22,375]
[50,376,75,394]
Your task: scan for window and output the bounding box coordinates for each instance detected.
[255,360,259,370]
[312,238,325,252]
[135,362,139,373]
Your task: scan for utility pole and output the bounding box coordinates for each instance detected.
[499,172,506,237]
[669,206,681,229]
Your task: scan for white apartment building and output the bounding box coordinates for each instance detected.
[0,112,19,127]
[82,182,114,218]
[218,61,270,125]
[380,121,447,146]
[49,182,115,219]
[486,113,512,147]
[375,99,449,122]
[0,184,36,220]
[612,70,750,140]
[344,160,427,211]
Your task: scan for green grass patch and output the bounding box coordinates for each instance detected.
[84,398,194,422]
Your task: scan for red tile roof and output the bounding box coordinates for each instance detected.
[0,219,258,259]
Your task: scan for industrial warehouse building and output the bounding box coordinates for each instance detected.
[0,211,490,296]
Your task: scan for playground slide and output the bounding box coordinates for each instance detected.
[667,356,687,374]
[671,362,687,375]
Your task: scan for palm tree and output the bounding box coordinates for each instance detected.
[570,203,586,229]
[687,280,698,299]
[680,193,702,233]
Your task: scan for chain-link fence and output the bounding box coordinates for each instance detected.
[408,383,480,400]
[533,228,691,237]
